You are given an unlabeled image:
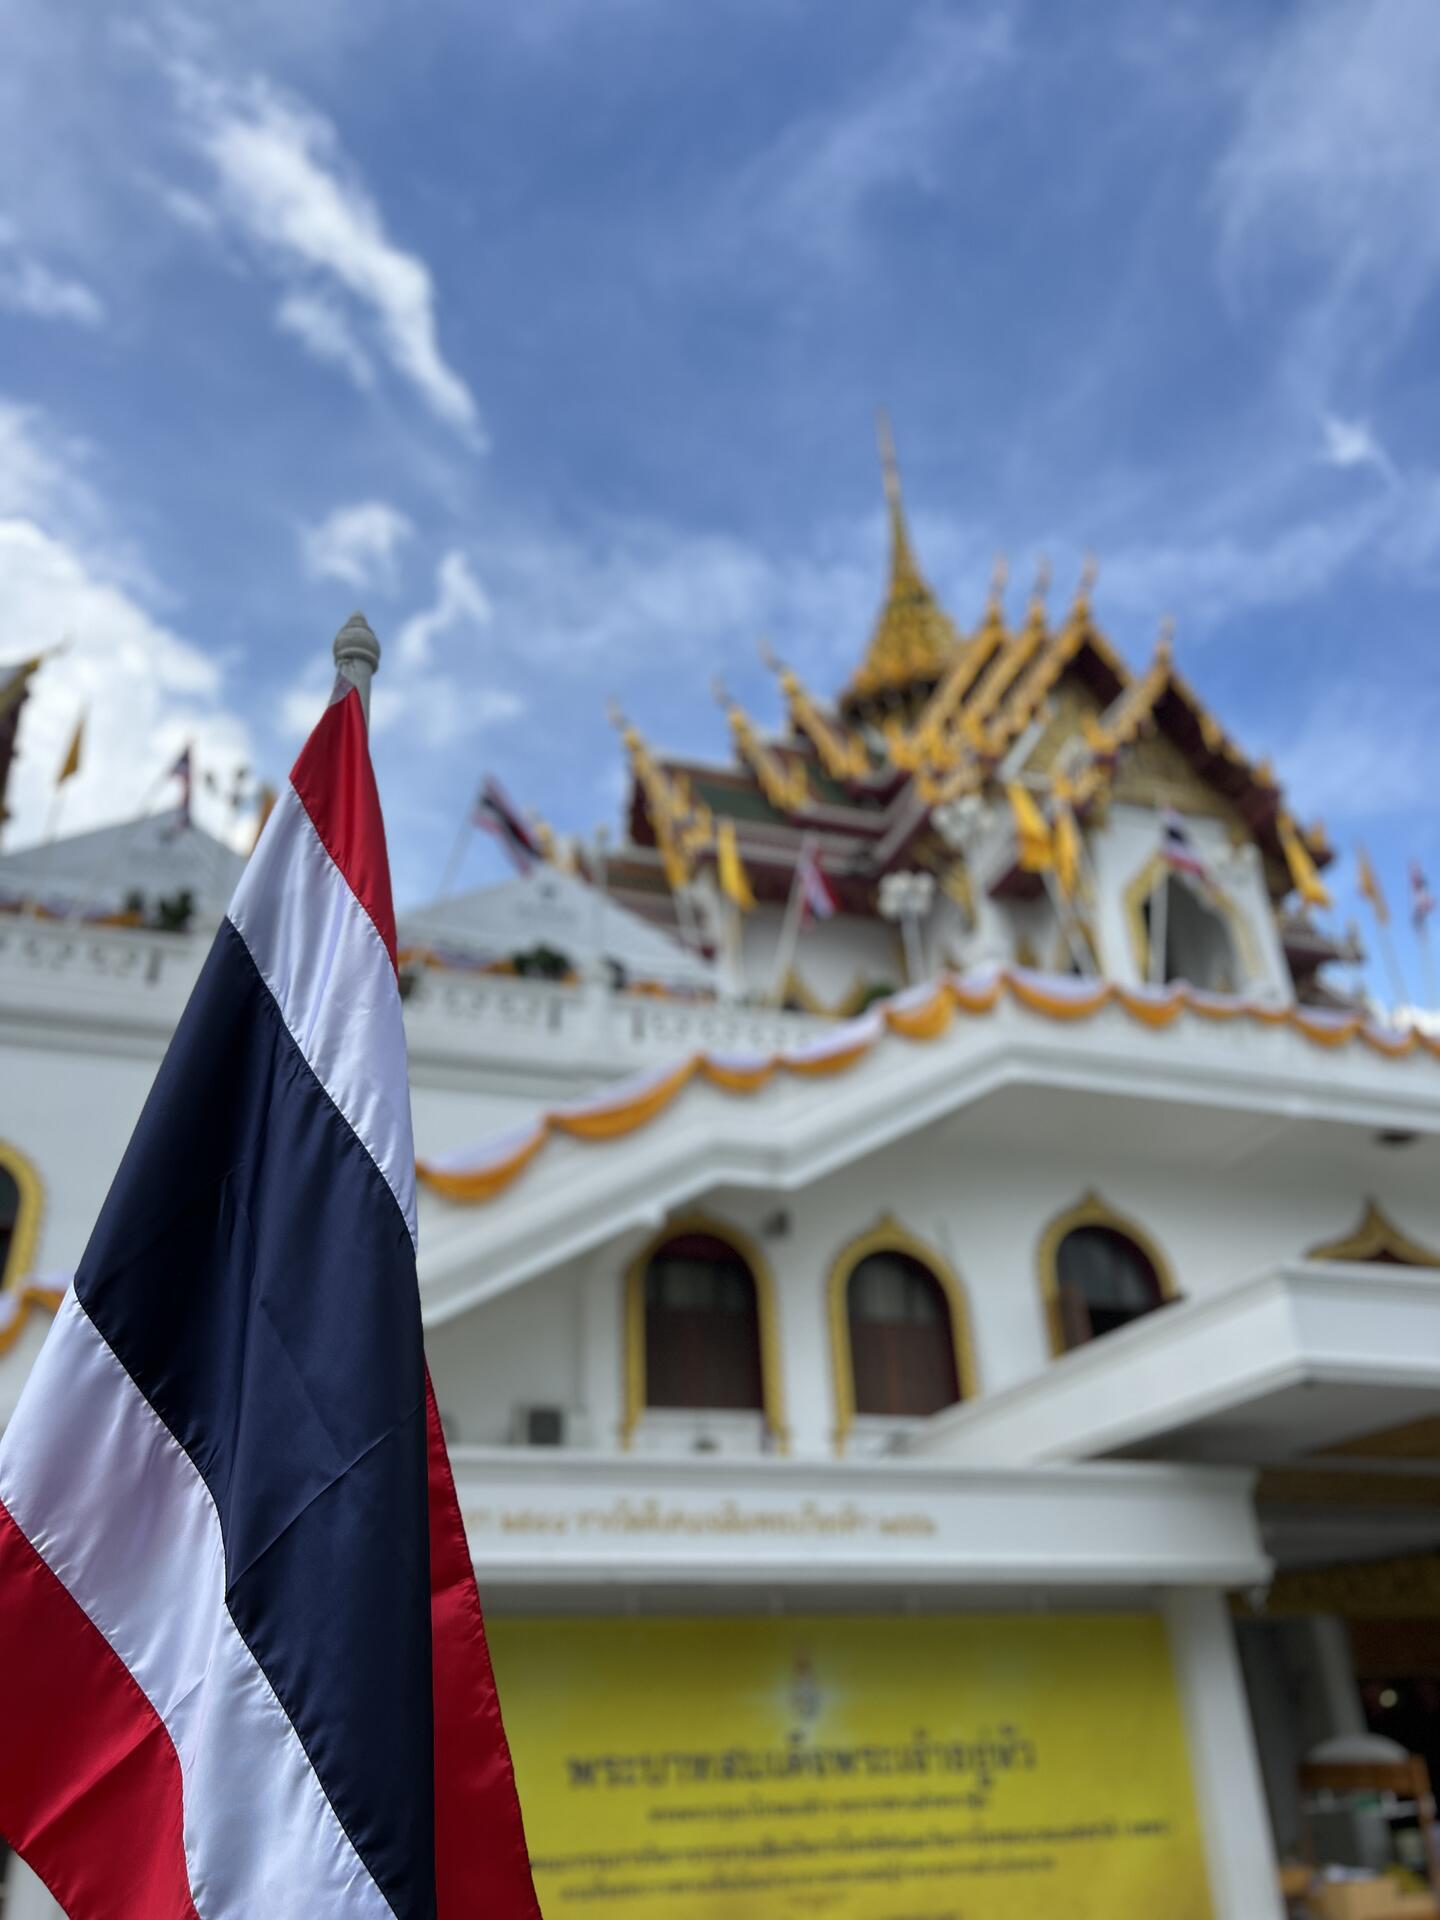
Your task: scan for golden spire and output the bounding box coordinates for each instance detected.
[759,639,868,781]
[1068,554,1098,624]
[608,701,691,890]
[714,676,810,813]
[845,413,962,703]
[1025,555,1051,628]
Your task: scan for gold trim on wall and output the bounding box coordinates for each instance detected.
[0,1139,43,1293]
[1306,1199,1440,1269]
[1036,1189,1180,1358]
[826,1214,977,1456]
[1121,849,1260,987]
[621,1212,789,1452]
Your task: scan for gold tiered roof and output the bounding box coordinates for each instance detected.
[843,416,962,704]
[609,421,1332,931]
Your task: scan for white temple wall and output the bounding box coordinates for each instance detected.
[737,903,909,1007]
[504,1119,1440,1461]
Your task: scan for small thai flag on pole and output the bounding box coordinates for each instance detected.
[797,841,838,926]
[1159,807,1210,884]
[475,774,543,875]
[0,620,538,1918]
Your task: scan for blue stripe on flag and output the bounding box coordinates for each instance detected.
[74,919,434,1919]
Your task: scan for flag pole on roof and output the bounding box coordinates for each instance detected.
[0,616,540,1919]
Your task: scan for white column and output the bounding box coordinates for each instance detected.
[6,1855,65,1920]
[1163,1587,1283,1920]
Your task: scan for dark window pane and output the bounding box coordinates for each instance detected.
[0,1165,17,1284]
[644,1233,764,1412]
[848,1251,960,1417]
[1056,1225,1166,1349]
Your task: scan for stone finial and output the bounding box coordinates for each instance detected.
[333,611,381,720]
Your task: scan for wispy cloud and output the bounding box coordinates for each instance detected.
[396,550,492,666]
[276,289,375,390]
[719,4,1015,266]
[1214,0,1440,382]
[0,218,104,327]
[166,64,480,437]
[301,499,413,591]
[1320,413,1395,484]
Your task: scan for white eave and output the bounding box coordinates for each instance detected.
[449,1448,1269,1592]
[909,1261,1440,1467]
[416,983,1440,1323]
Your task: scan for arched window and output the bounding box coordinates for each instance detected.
[623,1217,787,1448]
[828,1219,975,1450]
[643,1230,763,1413]
[0,1143,40,1293]
[1040,1193,1177,1356]
[848,1252,959,1417]
[1143,875,1237,992]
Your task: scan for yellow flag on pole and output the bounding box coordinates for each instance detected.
[1007,783,1053,874]
[1356,845,1388,926]
[1278,814,1331,910]
[717,817,756,913]
[56,713,84,784]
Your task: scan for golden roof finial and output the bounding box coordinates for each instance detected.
[1072,553,1099,618]
[986,552,1009,614]
[842,413,962,704]
[1155,615,1175,665]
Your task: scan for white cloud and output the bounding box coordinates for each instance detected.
[396,550,492,666]
[171,68,480,436]
[0,219,104,327]
[301,499,413,590]
[276,289,375,389]
[1215,0,1440,373]
[1320,413,1394,483]
[721,6,1015,265]
[0,402,252,849]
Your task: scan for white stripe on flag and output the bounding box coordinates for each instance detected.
[228,784,417,1247]
[0,1291,394,1920]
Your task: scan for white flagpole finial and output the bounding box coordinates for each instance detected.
[333,611,381,721]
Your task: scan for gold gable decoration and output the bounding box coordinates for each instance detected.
[1306,1200,1440,1269]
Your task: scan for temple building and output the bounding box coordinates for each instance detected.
[1,435,1438,1920]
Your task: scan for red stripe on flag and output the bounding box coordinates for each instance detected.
[290,683,399,970]
[0,1501,199,1920]
[426,1375,540,1919]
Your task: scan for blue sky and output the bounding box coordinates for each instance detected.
[2,0,1439,987]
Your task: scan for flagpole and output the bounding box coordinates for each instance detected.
[436,813,473,898]
[1149,868,1170,986]
[1043,869,1092,976]
[1419,922,1438,1012]
[1371,917,1408,1016]
[769,832,812,1006]
[589,825,610,987]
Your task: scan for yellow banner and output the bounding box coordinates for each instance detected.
[490,1611,1213,1919]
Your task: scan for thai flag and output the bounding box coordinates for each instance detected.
[1412,860,1436,933]
[475,775,542,875]
[798,841,838,925]
[0,676,538,1918]
[1159,807,1209,884]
